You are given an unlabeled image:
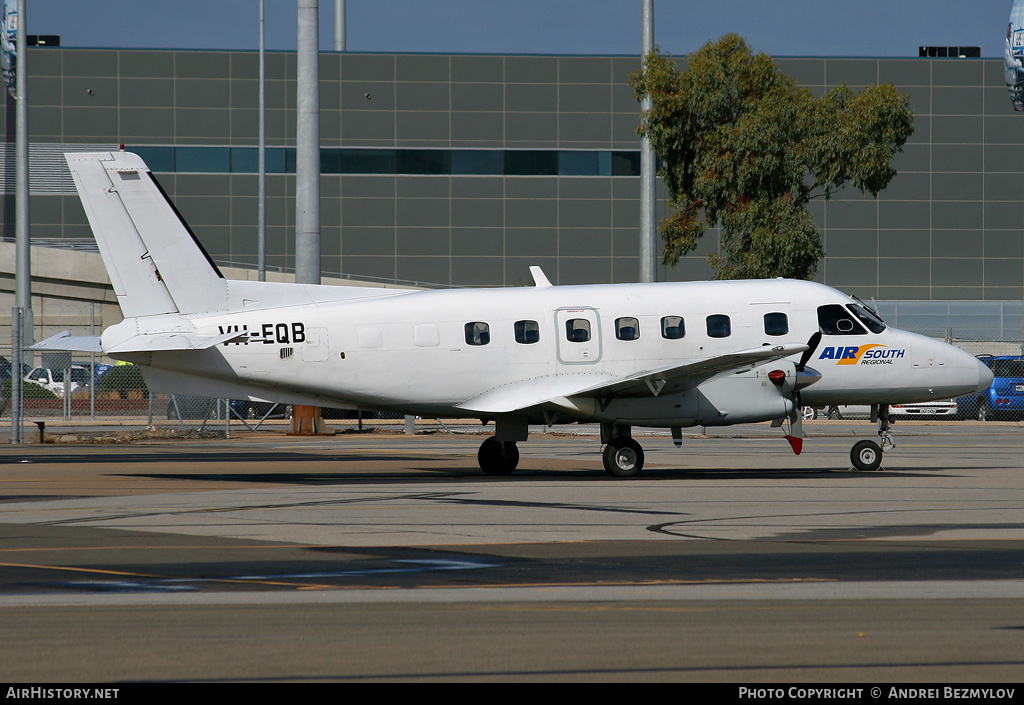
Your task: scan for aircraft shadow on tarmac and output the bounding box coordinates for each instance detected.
[0,451,439,466]
[113,465,956,485]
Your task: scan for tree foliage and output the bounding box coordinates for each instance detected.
[630,34,914,280]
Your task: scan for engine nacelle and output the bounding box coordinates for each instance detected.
[594,363,796,427]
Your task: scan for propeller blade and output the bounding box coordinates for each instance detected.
[797,331,822,371]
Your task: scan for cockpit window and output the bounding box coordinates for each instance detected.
[817,304,867,335]
[847,303,886,334]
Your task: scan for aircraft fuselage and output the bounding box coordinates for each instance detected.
[111,278,990,429]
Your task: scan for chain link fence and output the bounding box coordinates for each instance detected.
[0,339,482,438]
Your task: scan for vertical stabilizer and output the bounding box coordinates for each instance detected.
[65,151,228,318]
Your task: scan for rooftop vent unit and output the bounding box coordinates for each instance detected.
[919,46,980,58]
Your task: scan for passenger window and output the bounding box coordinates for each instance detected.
[661,316,685,340]
[706,314,731,338]
[615,317,640,341]
[565,318,591,343]
[763,312,789,336]
[514,320,540,344]
[817,305,866,335]
[465,321,490,346]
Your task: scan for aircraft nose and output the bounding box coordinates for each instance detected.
[975,356,994,393]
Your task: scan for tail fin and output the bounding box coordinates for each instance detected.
[65,151,227,318]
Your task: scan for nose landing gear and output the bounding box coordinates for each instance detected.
[850,404,893,472]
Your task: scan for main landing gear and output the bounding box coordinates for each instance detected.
[849,404,894,472]
[603,437,644,478]
[600,423,644,478]
[477,436,519,476]
[475,422,646,478]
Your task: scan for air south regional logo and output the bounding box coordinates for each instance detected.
[818,344,906,365]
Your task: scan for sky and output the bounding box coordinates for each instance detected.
[24,0,1020,59]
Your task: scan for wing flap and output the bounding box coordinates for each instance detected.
[456,373,613,414]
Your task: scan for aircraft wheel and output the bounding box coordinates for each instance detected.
[478,437,519,476]
[801,406,817,420]
[603,438,644,478]
[850,440,882,472]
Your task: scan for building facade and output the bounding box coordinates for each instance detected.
[3,47,1024,306]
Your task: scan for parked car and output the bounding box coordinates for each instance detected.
[813,400,960,420]
[957,355,1024,421]
[23,365,92,397]
[889,400,959,419]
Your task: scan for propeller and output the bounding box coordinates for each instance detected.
[786,331,823,452]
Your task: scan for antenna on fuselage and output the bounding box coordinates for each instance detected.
[530,266,553,288]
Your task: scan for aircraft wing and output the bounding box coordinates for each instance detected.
[455,343,808,415]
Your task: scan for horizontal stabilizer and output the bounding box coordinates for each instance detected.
[30,331,103,353]
[106,329,249,354]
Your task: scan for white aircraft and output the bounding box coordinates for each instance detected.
[36,151,993,476]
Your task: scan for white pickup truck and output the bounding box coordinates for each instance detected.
[24,366,92,397]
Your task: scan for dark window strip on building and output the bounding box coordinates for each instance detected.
[130,146,642,177]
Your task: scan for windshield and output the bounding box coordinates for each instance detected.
[817,304,867,335]
[847,303,886,334]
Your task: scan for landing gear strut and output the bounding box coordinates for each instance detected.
[478,436,519,476]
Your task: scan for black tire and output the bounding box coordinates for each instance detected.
[850,440,883,472]
[603,438,644,478]
[478,436,519,476]
[977,402,993,422]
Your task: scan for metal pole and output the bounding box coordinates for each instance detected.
[89,302,95,420]
[296,0,321,286]
[11,307,22,444]
[639,0,657,283]
[15,0,32,343]
[292,0,324,434]
[258,0,266,282]
[334,0,346,52]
